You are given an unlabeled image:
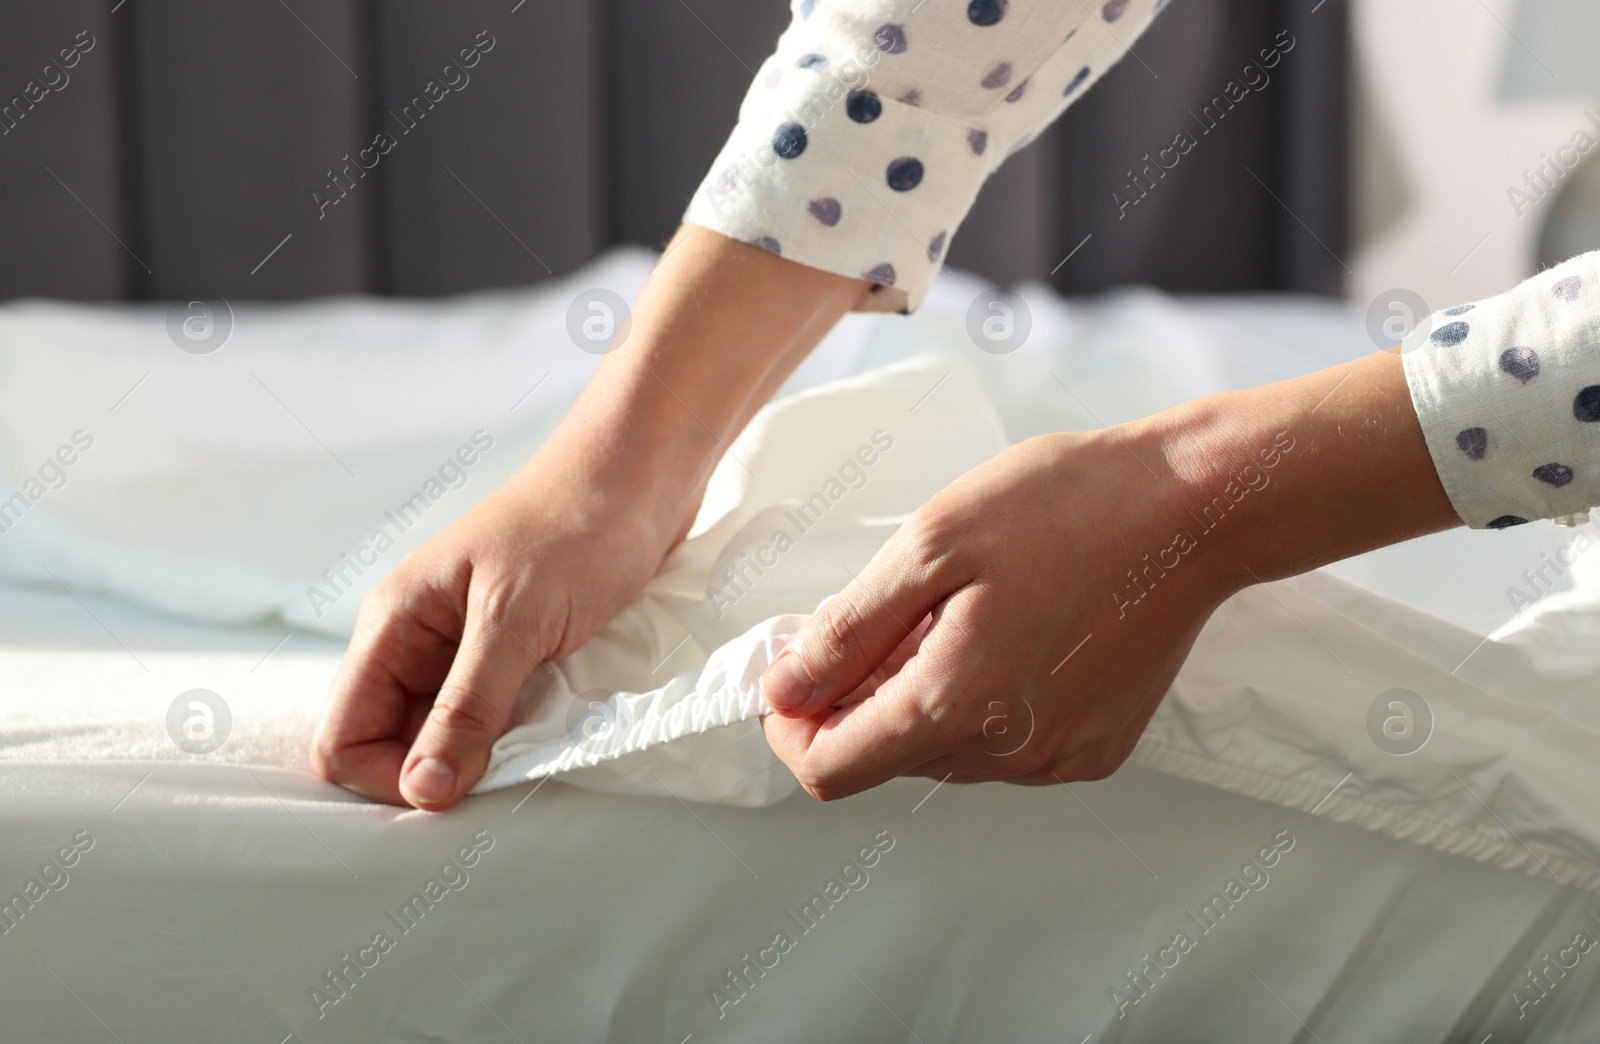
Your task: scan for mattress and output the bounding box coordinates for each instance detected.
[3,249,1599,1041]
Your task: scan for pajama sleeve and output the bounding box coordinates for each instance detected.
[1403,250,1600,530]
[683,0,1172,313]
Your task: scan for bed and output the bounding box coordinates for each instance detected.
[3,249,1599,1042]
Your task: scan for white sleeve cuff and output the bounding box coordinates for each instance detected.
[1402,251,1600,529]
[684,0,1170,312]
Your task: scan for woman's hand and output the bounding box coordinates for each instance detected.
[310,445,693,810]
[759,428,1223,798]
[760,351,1461,800]
[312,227,869,809]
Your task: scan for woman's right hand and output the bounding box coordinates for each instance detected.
[310,227,870,810]
[310,442,694,810]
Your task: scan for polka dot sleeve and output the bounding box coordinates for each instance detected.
[683,0,1171,313]
[1402,251,1600,530]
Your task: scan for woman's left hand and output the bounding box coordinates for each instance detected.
[757,426,1230,799]
[759,352,1458,800]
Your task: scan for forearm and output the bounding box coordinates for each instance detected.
[1131,350,1460,602]
[534,225,869,535]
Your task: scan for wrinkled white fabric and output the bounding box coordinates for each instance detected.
[475,356,1600,889]
[478,356,1009,804]
[6,250,1600,893]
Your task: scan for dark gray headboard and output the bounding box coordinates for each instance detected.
[0,0,1346,303]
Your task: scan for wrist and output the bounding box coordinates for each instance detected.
[537,226,868,546]
[1124,351,1459,601]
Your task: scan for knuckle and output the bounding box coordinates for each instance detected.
[896,509,965,578]
[473,580,522,630]
[427,685,504,744]
[912,681,969,749]
[356,575,407,623]
[817,599,872,670]
[1006,737,1055,778]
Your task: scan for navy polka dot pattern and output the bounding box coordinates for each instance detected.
[807,197,842,226]
[751,236,782,255]
[1576,386,1600,423]
[886,157,924,192]
[968,0,1006,27]
[981,62,1013,89]
[1456,427,1488,461]
[846,90,882,123]
[1534,463,1574,488]
[1499,346,1540,384]
[772,122,807,159]
[1401,255,1600,532]
[684,0,1168,312]
[863,263,897,286]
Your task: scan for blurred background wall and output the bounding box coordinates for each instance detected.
[18,0,1594,310]
[1348,0,1600,314]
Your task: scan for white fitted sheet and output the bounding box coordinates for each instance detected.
[4,250,1600,1039]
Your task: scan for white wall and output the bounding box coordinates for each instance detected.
[1348,0,1594,311]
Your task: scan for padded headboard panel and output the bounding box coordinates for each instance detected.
[0,0,1346,302]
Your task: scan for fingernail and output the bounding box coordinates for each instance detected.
[403,757,455,806]
[764,651,819,711]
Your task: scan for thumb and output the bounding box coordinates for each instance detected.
[761,535,964,718]
[399,595,542,810]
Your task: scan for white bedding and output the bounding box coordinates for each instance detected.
[3,249,1600,1040]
